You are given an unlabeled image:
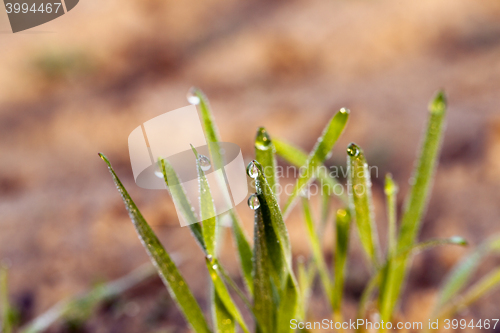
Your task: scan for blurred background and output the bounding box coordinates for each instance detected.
[1,0,500,331]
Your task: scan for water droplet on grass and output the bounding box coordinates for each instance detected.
[187,87,200,105]
[198,154,211,171]
[247,161,258,178]
[340,107,350,115]
[347,143,360,157]
[247,193,260,210]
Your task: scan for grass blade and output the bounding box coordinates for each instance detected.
[207,261,250,333]
[99,153,211,333]
[333,208,351,315]
[213,290,236,333]
[255,127,279,197]
[396,237,467,259]
[398,91,447,248]
[251,160,292,264]
[347,143,380,266]
[274,139,340,197]
[251,160,300,331]
[190,146,249,333]
[253,208,277,333]
[190,87,224,169]
[437,268,500,319]
[273,139,339,192]
[379,91,447,322]
[277,275,299,333]
[433,236,500,315]
[384,174,398,257]
[191,145,217,257]
[281,109,349,218]
[229,210,254,295]
[356,270,381,332]
[301,198,332,306]
[297,258,315,320]
[191,87,254,294]
[159,158,206,253]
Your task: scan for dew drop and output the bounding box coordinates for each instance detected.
[187,87,201,105]
[347,143,360,157]
[155,159,165,178]
[206,254,214,262]
[246,161,259,179]
[255,127,272,150]
[198,154,211,172]
[340,107,350,115]
[247,193,260,210]
[212,264,218,270]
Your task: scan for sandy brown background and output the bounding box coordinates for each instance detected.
[1,0,500,332]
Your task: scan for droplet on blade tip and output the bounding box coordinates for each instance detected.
[187,87,201,105]
[198,154,211,172]
[347,143,360,157]
[247,193,260,210]
[246,161,259,179]
[340,107,350,115]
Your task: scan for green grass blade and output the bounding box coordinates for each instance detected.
[384,174,398,257]
[213,289,236,333]
[396,237,467,259]
[253,208,277,333]
[433,236,500,315]
[255,127,279,197]
[159,158,207,253]
[347,143,380,266]
[191,145,217,257]
[281,109,349,217]
[191,87,254,295]
[333,208,351,314]
[301,197,332,306]
[207,261,250,333]
[320,184,332,231]
[251,160,292,264]
[277,274,298,333]
[397,90,447,251]
[251,160,299,331]
[229,210,254,296]
[297,258,314,320]
[273,139,340,195]
[191,87,219,144]
[99,153,211,333]
[189,146,249,333]
[356,270,381,332]
[437,268,500,319]
[379,91,447,322]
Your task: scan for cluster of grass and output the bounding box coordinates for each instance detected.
[4,89,500,333]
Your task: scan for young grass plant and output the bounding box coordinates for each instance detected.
[90,89,500,333]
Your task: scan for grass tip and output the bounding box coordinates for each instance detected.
[384,173,398,195]
[346,142,360,157]
[450,236,468,246]
[339,107,350,115]
[429,90,447,115]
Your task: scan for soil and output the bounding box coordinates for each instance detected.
[1,0,500,331]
